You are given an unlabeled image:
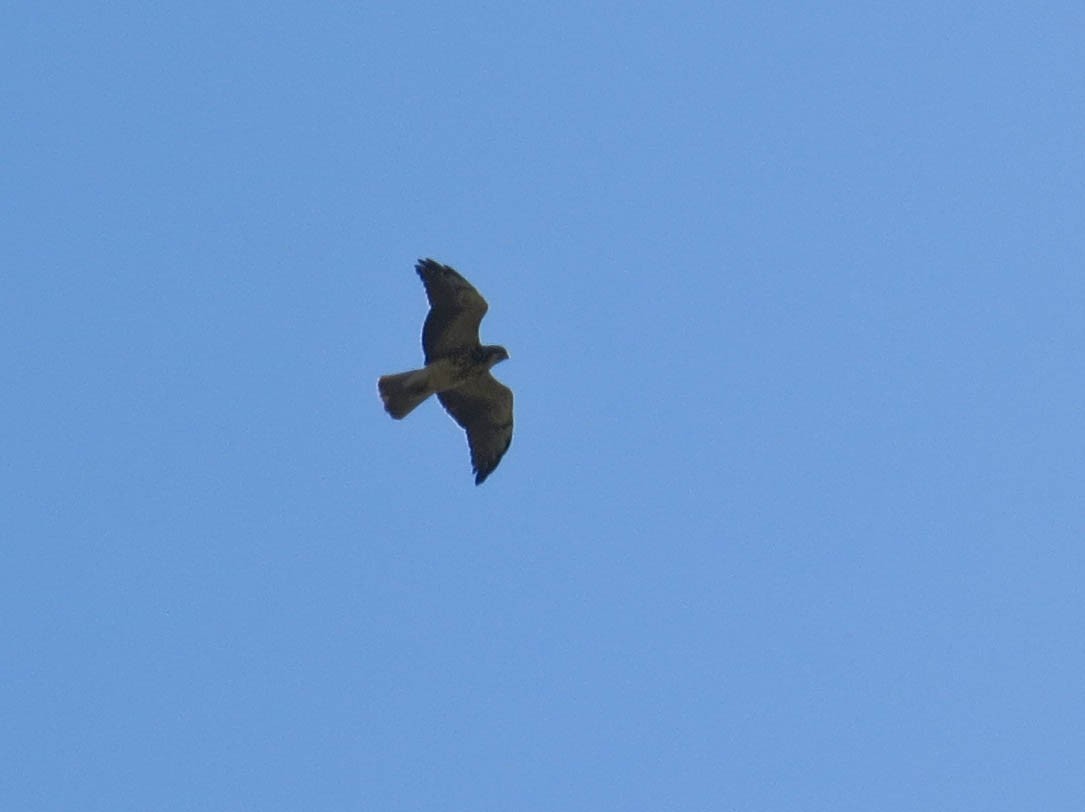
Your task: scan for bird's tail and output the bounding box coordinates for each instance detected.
[378,368,434,419]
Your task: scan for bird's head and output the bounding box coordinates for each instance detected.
[480,345,510,369]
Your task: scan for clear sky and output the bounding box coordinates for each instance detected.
[4,3,1083,810]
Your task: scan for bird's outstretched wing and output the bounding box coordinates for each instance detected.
[437,373,513,485]
[416,259,489,361]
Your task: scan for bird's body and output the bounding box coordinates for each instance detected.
[378,348,505,419]
[378,259,513,484]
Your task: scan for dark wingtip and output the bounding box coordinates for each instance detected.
[473,462,497,485]
[472,436,511,485]
[415,258,445,275]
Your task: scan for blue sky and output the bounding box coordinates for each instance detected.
[4,3,1083,810]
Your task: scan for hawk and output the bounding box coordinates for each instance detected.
[378,259,513,485]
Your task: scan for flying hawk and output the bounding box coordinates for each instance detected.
[378,259,513,485]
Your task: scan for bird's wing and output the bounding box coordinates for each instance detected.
[416,258,489,361]
[437,373,513,485]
